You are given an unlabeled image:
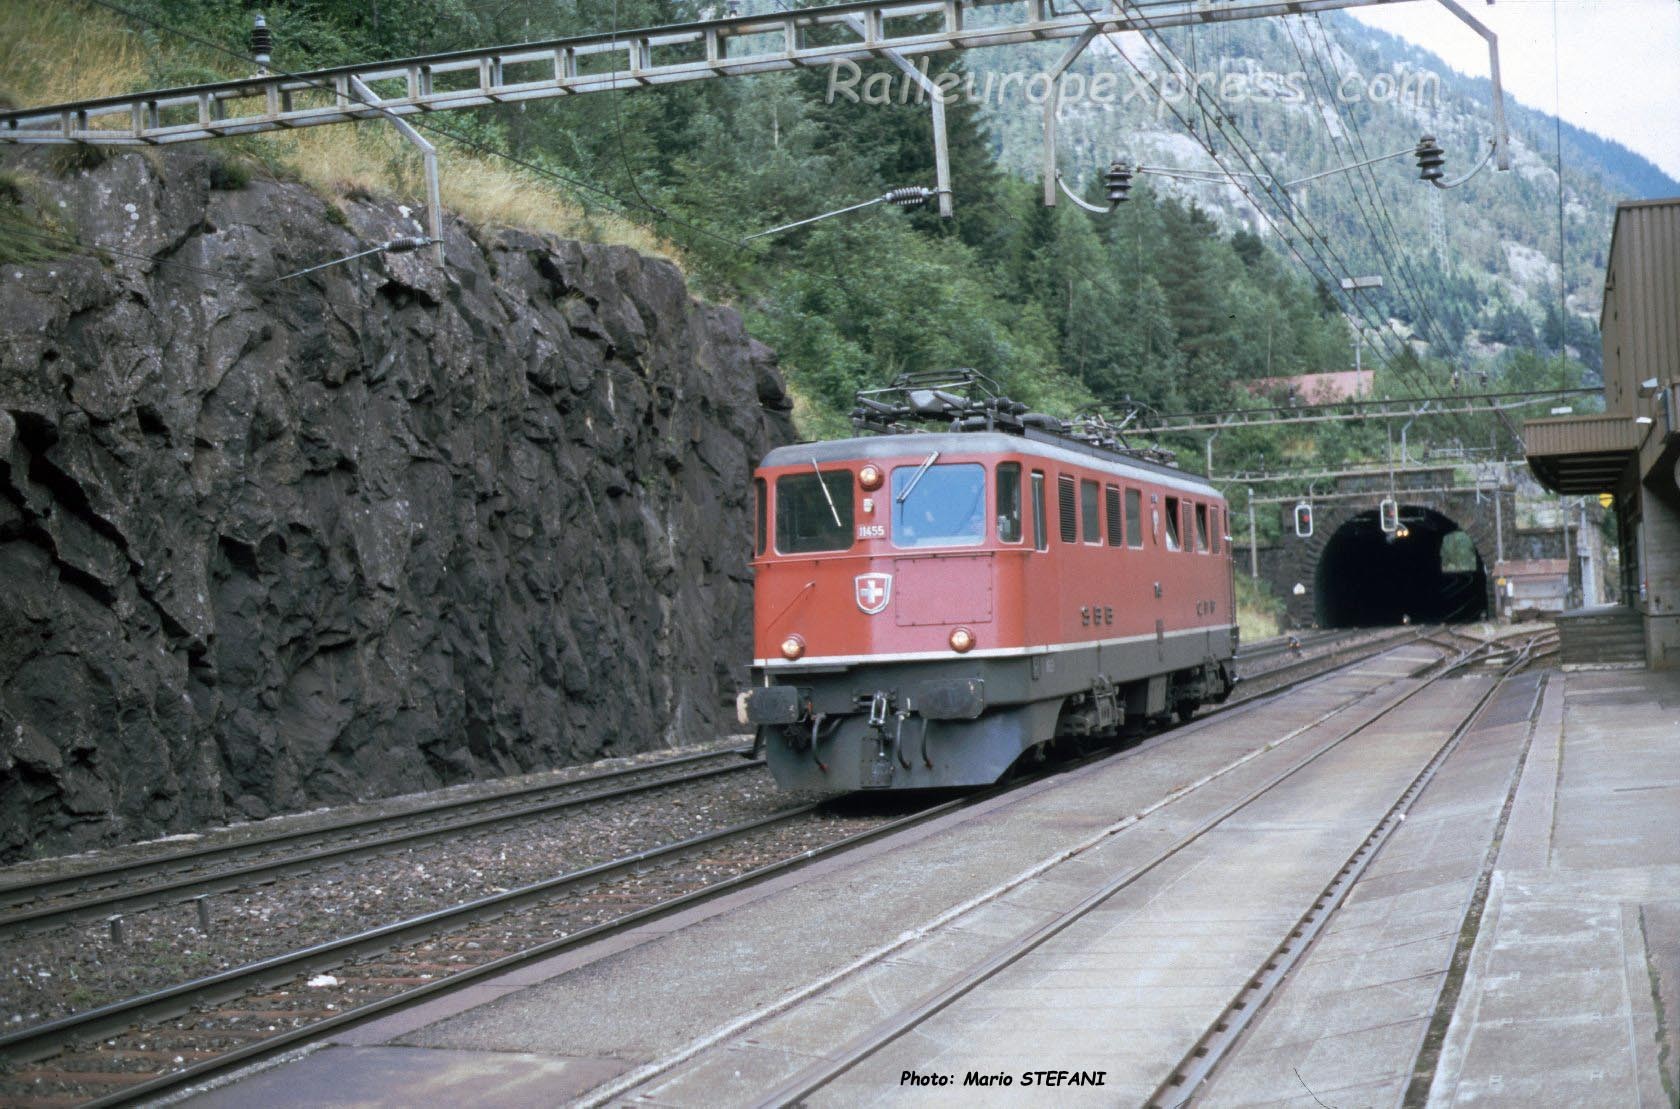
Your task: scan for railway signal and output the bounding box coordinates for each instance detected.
[1379,498,1400,534]
[1293,502,1313,539]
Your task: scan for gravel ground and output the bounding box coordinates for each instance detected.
[0,735,754,886]
[2,757,829,1030]
[0,804,917,1104]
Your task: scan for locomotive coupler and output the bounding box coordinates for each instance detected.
[867,691,890,727]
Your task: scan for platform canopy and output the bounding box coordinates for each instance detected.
[1524,413,1639,494]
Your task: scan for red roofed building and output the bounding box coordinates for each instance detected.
[1247,370,1374,404]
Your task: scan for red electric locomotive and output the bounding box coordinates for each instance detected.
[738,372,1236,792]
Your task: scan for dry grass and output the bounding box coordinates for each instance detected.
[0,4,150,107]
[0,2,674,261]
[270,125,674,259]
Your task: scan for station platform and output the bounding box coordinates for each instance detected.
[183,660,1680,1107]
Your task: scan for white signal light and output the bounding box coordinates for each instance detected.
[780,635,805,661]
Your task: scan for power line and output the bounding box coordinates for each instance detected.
[1282,15,1488,450]
[1068,2,1430,401]
[77,0,745,254]
[1113,6,1503,456]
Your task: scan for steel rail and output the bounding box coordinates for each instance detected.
[748,635,1483,1105]
[0,802,830,1067]
[10,632,1441,1103]
[69,796,983,1109]
[1148,635,1549,1106]
[0,749,756,920]
[1229,626,1420,691]
[1233,627,1357,666]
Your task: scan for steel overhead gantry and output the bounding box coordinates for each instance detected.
[1129,386,1599,435]
[2,0,1449,148]
[0,0,1512,242]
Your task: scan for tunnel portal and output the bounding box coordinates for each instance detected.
[1314,506,1490,627]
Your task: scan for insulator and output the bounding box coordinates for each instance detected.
[1104,160,1133,204]
[886,187,931,208]
[383,236,435,253]
[250,14,273,65]
[1415,135,1445,183]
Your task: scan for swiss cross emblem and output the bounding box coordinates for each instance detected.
[855,573,893,615]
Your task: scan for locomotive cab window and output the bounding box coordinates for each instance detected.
[1125,488,1143,548]
[892,463,985,548]
[754,477,767,556]
[1080,480,1101,544]
[774,470,854,554]
[1164,495,1182,551]
[1211,507,1222,554]
[1195,503,1209,552]
[1031,471,1048,551]
[997,462,1023,543]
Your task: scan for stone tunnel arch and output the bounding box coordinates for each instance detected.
[1313,505,1490,626]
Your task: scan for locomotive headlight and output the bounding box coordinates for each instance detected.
[780,634,806,661]
[858,464,883,491]
[948,627,975,653]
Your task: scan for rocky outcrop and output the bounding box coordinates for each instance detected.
[0,149,794,859]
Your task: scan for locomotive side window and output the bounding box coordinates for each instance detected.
[1080,480,1101,544]
[775,471,854,554]
[1058,475,1077,543]
[1164,495,1182,551]
[1182,501,1194,554]
[1211,507,1222,554]
[997,463,1023,543]
[1031,471,1048,551]
[1104,485,1123,547]
[1125,488,1143,548]
[754,477,767,556]
[892,463,985,548]
[1195,504,1210,552]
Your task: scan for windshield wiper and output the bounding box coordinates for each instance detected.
[811,458,842,528]
[896,450,940,505]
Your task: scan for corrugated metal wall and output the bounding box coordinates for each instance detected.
[1608,199,1680,479]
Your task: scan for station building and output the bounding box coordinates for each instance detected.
[1525,197,1680,668]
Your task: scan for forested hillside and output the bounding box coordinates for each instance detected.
[5,0,1672,469]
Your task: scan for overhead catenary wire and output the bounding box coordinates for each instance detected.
[48,1,952,323]
[1303,15,1522,453]
[1281,15,1489,450]
[76,0,745,255]
[1088,3,1492,442]
[39,0,1504,451]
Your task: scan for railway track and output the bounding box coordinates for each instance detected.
[0,797,951,1106]
[0,628,1481,1105]
[0,746,762,938]
[1231,626,1350,667]
[685,633,1548,1106]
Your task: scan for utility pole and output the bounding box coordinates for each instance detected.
[1248,492,1259,580]
[1340,275,1384,388]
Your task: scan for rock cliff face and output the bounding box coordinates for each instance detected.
[0,150,794,860]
